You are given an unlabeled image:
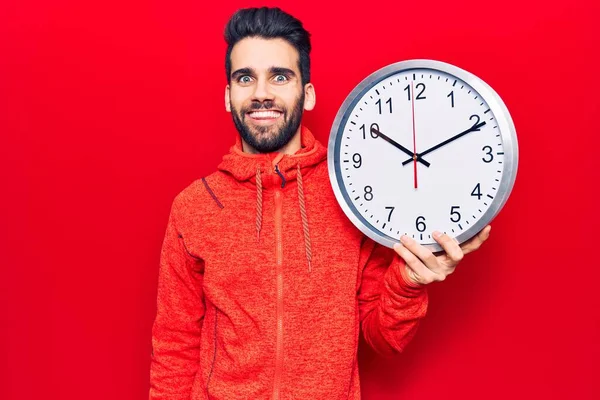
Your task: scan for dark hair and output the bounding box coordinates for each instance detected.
[224,7,311,86]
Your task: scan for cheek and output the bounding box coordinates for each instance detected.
[229,89,252,109]
[274,88,302,108]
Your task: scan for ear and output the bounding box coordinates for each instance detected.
[225,84,231,112]
[303,83,316,111]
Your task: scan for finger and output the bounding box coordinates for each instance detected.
[393,243,439,284]
[406,267,419,283]
[394,238,442,283]
[399,235,445,274]
[432,231,463,265]
[461,225,491,255]
[403,265,421,286]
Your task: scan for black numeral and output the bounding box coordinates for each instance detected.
[482,146,494,163]
[404,83,427,100]
[360,123,379,139]
[376,97,393,114]
[471,183,482,200]
[385,206,395,222]
[416,83,426,99]
[352,153,362,168]
[416,216,426,232]
[364,186,373,201]
[450,206,461,223]
[470,114,481,128]
[448,91,454,107]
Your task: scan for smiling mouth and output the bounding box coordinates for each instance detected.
[247,110,283,120]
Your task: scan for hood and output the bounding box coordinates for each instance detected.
[218,126,327,189]
[217,125,326,273]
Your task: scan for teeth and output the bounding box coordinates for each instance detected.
[249,111,281,119]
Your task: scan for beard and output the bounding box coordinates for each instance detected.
[231,92,305,154]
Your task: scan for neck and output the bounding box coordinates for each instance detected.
[242,126,302,155]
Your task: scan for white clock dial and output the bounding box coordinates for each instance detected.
[328,60,518,251]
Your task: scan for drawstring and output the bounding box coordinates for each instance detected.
[256,167,263,241]
[254,163,313,273]
[296,164,312,273]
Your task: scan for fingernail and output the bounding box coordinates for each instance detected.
[433,231,443,239]
[400,235,410,244]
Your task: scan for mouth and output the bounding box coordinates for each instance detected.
[246,110,283,125]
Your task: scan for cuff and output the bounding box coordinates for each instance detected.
[385,254,426,298]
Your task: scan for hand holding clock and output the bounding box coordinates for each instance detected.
[393,225,492,285]
[328,61,517,253]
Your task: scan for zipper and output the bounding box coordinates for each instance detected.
[272,164,284,400]
[274,164,286,188]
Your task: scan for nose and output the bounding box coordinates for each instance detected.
[252,78,274,102]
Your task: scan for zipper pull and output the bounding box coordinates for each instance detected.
[274,164,286,188]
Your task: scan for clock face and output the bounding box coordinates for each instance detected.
[328,60,518,250]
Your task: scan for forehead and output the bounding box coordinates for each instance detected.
[230,37,300,73]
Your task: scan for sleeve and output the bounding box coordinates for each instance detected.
[149,204,206,399]
[358,237,428,357]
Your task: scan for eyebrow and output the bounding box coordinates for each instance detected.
[270,67,296,77]
[231,67,297,81]
[231,68,253,81]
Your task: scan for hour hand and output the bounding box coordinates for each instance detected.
[371,127,431,167]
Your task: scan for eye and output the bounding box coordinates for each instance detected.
[238,75,253,84]
[274,74,288,83]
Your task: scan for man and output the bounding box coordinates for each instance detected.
[150,7,490,400]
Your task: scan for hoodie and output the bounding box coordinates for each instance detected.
[150,126,428,400]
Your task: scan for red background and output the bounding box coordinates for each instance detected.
[1,1,599,399]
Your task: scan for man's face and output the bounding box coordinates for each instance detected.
[226,37,314,153]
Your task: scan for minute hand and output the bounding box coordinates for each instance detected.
[401,121,486,166]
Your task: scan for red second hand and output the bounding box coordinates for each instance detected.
[411,81,418,189]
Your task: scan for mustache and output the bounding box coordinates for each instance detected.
[244,100,284,113]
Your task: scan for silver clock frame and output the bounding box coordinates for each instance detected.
[327,59,518,251]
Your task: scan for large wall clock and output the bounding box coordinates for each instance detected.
[328,59,518,251]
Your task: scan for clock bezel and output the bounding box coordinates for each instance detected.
[327,59,518,251]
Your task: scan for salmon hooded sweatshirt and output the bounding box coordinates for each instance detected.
[150,126,428,400]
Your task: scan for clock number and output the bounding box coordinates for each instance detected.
[470,114,481,128]
[448,91,455,108]
[364,186,373,201]
[352,153,362,168]
[360,123,379,139]
[471,183,482,200]
[404,83,426,100]
[416,216,426,232]
[370,123,379,138]
[416,83,426,99]
[482,146,494,163]
[376,97,393,114]
[385,206,395,222]
[450,206,461,223]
